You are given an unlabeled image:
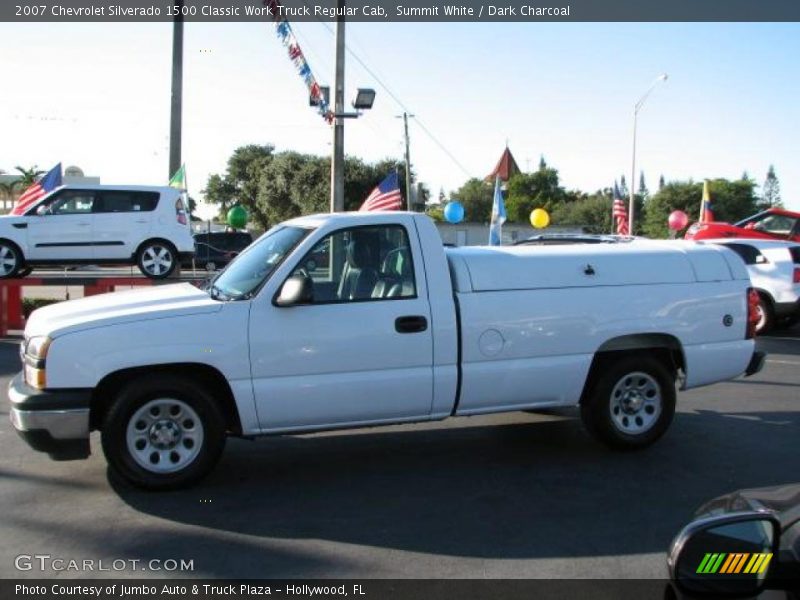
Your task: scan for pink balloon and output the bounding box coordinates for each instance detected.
[668,210,689,231]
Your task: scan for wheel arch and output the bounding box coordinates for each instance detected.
[132,237,178,261]
[0,237,25,258]
[754,287,775,307]
[90,363,242,435]
[580,333,685,404]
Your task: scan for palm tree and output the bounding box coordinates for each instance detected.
[14,165,44,187]
[0,181,19,200]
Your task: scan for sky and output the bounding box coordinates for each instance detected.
[1,21,799,221]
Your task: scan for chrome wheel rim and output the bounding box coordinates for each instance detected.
[755,302,767,333]
[141,245,174,276]
[126,398,203,474]
[609,371,662,435]
[0,245,18,276]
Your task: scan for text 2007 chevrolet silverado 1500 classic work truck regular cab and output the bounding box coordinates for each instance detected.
[8,212,765,489]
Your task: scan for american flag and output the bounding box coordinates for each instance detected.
[612,182,629,235]
[359,171,403,212]
[11,163,62,216]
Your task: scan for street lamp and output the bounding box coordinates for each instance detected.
[352,88,376,111]
[629,73,668,233]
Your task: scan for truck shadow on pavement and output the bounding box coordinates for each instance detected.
[114,407,798,562]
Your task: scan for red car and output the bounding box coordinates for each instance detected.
[686,207,800,242]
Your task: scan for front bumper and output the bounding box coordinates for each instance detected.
[745,350,767,377]
[7,373,92,460]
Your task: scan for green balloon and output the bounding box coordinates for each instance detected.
[227,205,248,230]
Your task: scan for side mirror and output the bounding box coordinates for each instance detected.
[668,512,780,597]
[275,273,313,307]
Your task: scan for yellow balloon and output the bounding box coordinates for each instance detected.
[530,208,550,229]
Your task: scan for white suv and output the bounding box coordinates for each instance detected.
[0,185,195,279]
[704,238,800,333]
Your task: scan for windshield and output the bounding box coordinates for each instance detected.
[209,225,309,300]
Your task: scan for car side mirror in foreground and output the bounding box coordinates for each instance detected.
[668,512,780,597]
[275,274,313,307]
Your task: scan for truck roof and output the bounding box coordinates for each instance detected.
[446,239,749,293]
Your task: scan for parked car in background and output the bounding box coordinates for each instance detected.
[701,239,800,334]
[0,185,194,279]
[686,208,800,243]
[183,230,253,271]
[667,483,800,598]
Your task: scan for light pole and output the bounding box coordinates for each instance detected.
[327,1,376,212]
[168,0,184,179]
[330,0,346,213]
[629,73,667,233]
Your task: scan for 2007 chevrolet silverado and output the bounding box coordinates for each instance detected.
[8,212,765,489]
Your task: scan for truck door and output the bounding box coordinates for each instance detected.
[248,223,434,431]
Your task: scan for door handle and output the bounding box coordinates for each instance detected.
[395,315,427,334]
[76,223,91,227]
[134,220,148,224]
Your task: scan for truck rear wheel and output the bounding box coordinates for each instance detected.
[101,375,226,490]
[580,355,676,450]
[753,294,773,335]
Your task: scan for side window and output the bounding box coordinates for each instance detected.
[755,214,794,236]
[96,191,158,213]
[49,190,95,215]
[290,225,416,304]
[725,243,766,265]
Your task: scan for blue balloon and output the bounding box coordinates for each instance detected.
[444,200,464,224]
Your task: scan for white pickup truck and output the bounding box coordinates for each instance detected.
[8,212,765,489]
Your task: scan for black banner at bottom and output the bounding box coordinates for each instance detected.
[5,579,676,600]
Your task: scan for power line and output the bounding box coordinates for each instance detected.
[313,19,473,179]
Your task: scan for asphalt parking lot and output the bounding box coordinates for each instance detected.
[0,329,798,580]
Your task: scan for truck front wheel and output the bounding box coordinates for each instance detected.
[580,355,676,450]
[101,375,226,490]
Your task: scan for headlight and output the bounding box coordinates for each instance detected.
[23,336,51,389]
[25,336,51,360]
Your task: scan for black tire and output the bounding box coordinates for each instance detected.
[0,241,23,279]
[17,266,33,277]
[137,240,177,279]
[754,294,773,336]
[101,375,226,490]
[580,355,676,450]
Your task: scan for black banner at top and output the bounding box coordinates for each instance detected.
[4,0,800,22]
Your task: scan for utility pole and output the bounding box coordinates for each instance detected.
[168,0,184,179]
[329,0,346,212]
[402,112,414,211]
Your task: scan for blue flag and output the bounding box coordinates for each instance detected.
[489,176,506,246]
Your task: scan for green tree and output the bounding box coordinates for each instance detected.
[551,191,613,234]
[453,178,493,223]
[643,178,758,238]
[203,145,275,226]
[761,165,782,209]
[638,172,649,201]
[0,181,19,202]
[14,165,44,187]
[504,167,567,223]
[426,205,444,222]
